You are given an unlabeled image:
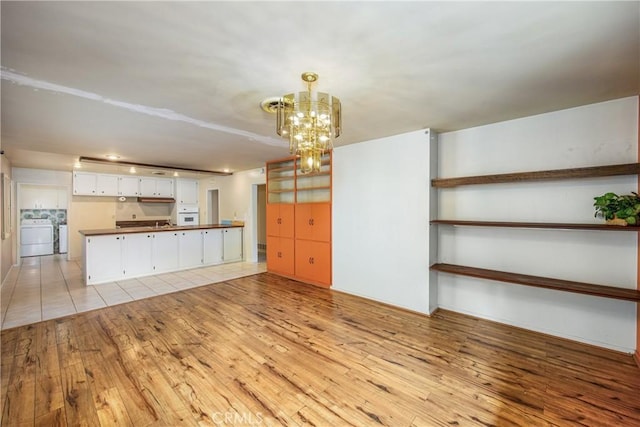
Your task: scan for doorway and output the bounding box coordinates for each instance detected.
[17,183,69,259]
[207,189,219,224]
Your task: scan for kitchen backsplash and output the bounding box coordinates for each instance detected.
[20,209,67,254]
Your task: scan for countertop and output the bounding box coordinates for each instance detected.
[79,223,244,236]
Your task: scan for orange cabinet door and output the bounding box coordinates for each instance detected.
[295,203,331,242]
[267,204,281,237]
[279,204,295,238]
[267,236,294,276]
[295,239,331,285]
[267,204,295,238]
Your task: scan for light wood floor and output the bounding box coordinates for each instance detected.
[1,273,639,426]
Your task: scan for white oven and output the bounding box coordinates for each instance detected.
[177,206,199,226]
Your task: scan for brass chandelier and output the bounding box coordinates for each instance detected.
[276,72,341,174]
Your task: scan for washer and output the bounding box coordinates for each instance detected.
[21,219,54,257]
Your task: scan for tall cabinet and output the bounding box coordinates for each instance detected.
[266,153,332,287]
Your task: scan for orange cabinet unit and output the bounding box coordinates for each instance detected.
[266,153,332,287]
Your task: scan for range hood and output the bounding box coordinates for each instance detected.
[137,197,175,203]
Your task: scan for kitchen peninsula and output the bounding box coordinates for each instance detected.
[80,223,244,285]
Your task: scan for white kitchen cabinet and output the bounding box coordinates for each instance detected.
[152,231,179,273]
[118,176,140,197]
[223,228,243,262]
[20,186,66,209]
[123,233,153,277]
[58,188,68,208]
[83,226,244,285]
[85,234,124,283]
[203,229,223,265]
[156,178,174,197]
[96,174,119,196]
[175,179,199,205]
[179,229,203,269]
[139,177,175,197]
[139,177,156,197]
[73,172,98,195]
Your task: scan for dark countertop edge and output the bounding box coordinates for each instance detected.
[79,224,244,236]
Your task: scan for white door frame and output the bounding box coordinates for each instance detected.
[206,188,220,224]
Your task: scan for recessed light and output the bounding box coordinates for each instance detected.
[223,168,230,173]
[105,154,120,160]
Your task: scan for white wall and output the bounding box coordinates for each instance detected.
[200,168,266,262]
[333,129,436,314]
[437,96,638,352]
[1,155,14,284]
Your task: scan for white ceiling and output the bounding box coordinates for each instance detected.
[1,1,638,176]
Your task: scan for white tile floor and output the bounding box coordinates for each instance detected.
[0,254,267,330]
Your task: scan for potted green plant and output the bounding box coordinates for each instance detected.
[593,192,640,226]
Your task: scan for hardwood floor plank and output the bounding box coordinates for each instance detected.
[60,362,101,426]
[2,380,35,426]
[2,273,639,426]
[34,406,66,427]
[93,387,134,426]
[135,368,199,426]
[35,321,66,424]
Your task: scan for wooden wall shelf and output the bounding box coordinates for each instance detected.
[430,220,639,232]
[432,163,640,188]
[430,263,640,302]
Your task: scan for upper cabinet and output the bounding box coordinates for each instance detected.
[96,174,119,196]
[21,186,67,209]
[118,176,140,197]
[73,172,98,195]
[175,179,199,205]
[73,172,120,196]
[73,172,174,198]
[139,177,174,197]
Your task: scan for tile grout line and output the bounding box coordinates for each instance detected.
[2,256,266,330]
